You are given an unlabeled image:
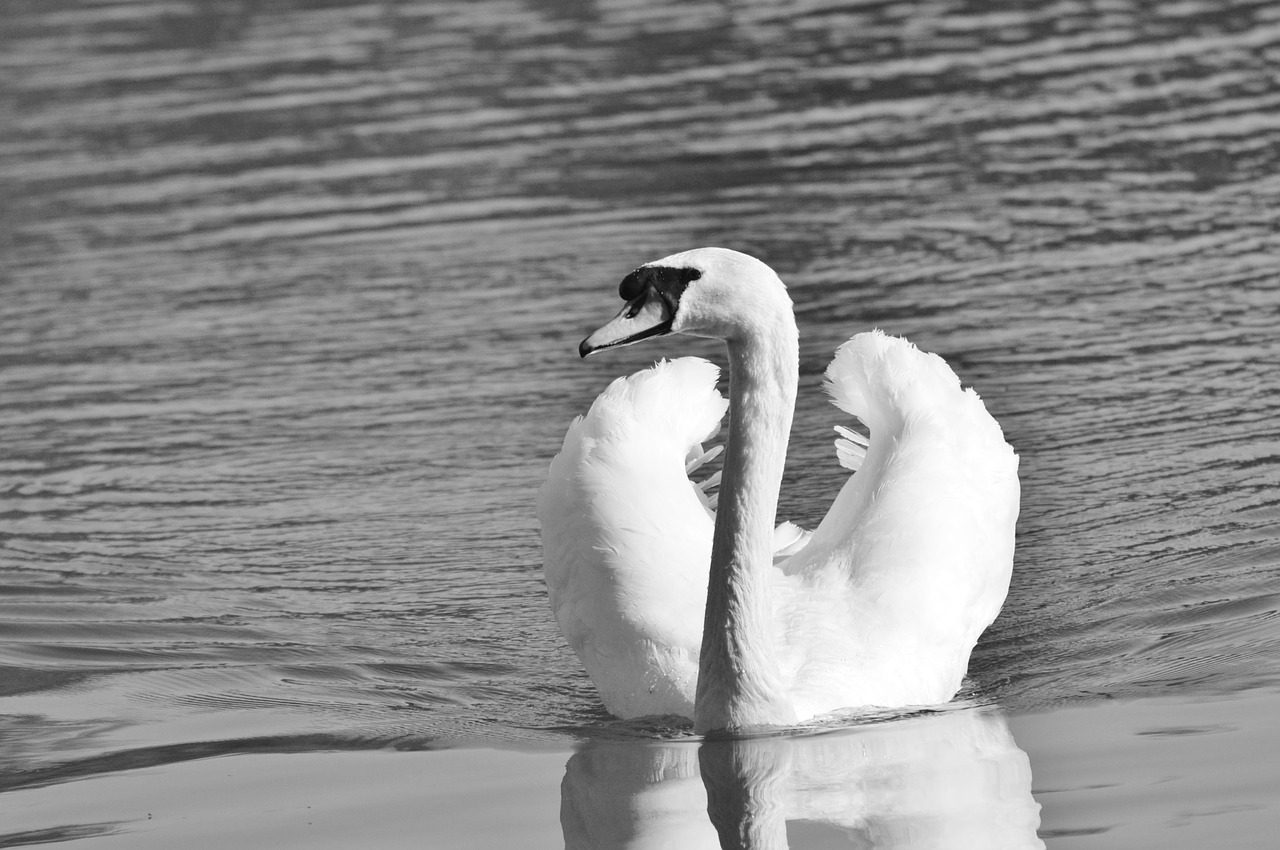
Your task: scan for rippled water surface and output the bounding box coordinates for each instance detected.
[2,0,1279,845]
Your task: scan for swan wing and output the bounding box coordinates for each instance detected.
[537,357,727,719]
[777,331,1020,715]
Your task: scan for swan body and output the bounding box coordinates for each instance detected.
[538,248,1019,732]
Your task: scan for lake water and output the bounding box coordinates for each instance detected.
[2,0,1279,846]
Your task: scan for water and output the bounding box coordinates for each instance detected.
[2,0,1279,845]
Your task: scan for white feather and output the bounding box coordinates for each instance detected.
[538,358,723,717]
[778,330,1020,717]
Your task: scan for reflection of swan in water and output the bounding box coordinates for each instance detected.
[561,706,1044,849]
[540,248,1019,732]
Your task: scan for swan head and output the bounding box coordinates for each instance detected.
[580,247,791,357]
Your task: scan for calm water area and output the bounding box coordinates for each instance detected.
[2,0,1279,846]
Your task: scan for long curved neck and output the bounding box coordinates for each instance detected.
[695,316,799,734]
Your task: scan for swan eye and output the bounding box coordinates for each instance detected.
[624,295,646,319]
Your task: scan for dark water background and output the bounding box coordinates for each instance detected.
[2,0,1279,831]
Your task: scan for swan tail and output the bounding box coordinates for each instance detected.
[537,357,727,719]
[782,331,1020,711]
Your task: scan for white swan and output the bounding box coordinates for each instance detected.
[538,248,1019,733]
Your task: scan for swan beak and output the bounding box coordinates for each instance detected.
[579,292,674,358]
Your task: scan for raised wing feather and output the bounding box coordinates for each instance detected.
[537,357,726,718]
[776,331,1020,716]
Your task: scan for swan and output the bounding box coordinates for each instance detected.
[538,248,1019,734]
